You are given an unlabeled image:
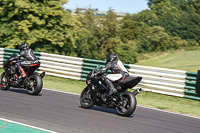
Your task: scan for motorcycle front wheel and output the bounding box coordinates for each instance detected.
[80,86,94,109]
[0,72,10,90]
[115,91,137,117]
[27,74,43,95]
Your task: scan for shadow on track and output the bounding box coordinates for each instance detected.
[1,88,42,96]
[79,106,134,118]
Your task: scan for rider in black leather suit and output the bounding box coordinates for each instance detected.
[94,53,129,97]
[8,43,39,82]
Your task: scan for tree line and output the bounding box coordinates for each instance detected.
[0,0,199,64]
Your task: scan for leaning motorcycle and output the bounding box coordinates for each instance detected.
[0,54,45,95]
[80,65,142,117]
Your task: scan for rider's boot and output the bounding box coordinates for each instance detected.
[16,66,27,84]
[104,78,117,100]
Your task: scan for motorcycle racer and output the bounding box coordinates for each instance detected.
[6,43,39,83]
[94,53,129,98]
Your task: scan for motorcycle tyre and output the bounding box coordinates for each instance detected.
[115,91,137,117]
[0,72,10,90]
[27,74,43,95]
[80,86,94,109]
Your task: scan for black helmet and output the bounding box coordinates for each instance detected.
[106,53,117,63]
[19,43,28,51]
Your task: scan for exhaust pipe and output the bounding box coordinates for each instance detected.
[132,88,142,96]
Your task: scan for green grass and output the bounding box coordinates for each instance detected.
[136,91,200,117]
[136,50,200,72]
[43,75,85,94]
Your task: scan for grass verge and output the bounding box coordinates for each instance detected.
[43,75,85,94]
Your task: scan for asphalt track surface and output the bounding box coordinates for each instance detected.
[0,88,200,133]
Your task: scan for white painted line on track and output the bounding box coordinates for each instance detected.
[43,88,200,120]
[0,117,58,133]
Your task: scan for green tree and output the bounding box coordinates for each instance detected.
[137,26,172,52]
[130,10,159,26]
[98,9,121,58]
[120,19,137,43]
[118,41,138,64]
[120,17,152,43]
[75,9,101,59]
[147,0,200,45]
[76,8,121,60]
[177,12,200,43]
[0,0,79,56]
[187,0,200,14]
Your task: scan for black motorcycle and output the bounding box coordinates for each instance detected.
[80,66,142,117]
[0,54,45,95]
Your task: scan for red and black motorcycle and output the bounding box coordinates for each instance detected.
[0,54,45,95]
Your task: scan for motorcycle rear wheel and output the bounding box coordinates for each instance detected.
[80,86,94,109]
[0,72,10,90]
[115,91,137,117]
[27,74,43,95]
